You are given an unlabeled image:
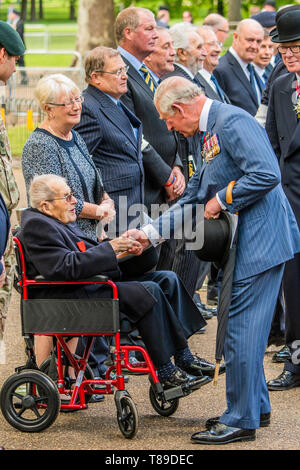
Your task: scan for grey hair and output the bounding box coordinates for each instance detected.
[84,46,120,82]
[29,174,67,208]
[154,76,203,115]
[169,22,197,51]
[34,73,80,110]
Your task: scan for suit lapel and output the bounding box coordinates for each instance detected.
[227,52,259,106]
[280,74,299,158]
[122,56,157,100]
[195,73,222,101]
[87,85,139,149]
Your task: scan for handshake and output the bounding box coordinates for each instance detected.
[108,229,151,258]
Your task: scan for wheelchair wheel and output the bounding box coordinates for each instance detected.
[0,369,60,433]
[40,354,95,404]
[116,395,138,439]
[149,386,179,417]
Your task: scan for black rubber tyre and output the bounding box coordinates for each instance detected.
[40,354,95,404]
[0,369,60,432]
[149,386,179,417]
[116,395,138,439]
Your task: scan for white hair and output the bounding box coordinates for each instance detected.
[169,22,197,51]
[34,74,80,110]
[29,174,67,208]
[154,76,203,115]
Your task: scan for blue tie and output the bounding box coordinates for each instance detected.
[247,63,259,102]
[117,101,138,140]
[210,74,226,102]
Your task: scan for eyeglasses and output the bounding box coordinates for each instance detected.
[45,192,75,203]
[278,45,300,55]
[217,28,229,34]
[92,66,129,77]
[47,96,84,107]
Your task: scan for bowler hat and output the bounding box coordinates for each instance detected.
[0,20,25,55]
[193,211,235,269]
[118,244,159,277]
[271,9,300,43]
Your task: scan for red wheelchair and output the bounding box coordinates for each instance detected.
[0,237,206,438]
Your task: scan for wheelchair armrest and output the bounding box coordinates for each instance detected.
[34,274,109,283]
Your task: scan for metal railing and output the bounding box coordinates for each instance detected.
[1,50,84,157]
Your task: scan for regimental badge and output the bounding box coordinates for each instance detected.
[201,133,221,163]
[294,94,300,118]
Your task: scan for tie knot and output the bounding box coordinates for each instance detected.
[140,65,149,74]
[247,63,254,73]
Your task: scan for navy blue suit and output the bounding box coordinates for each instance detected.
[149,101,300,428]
[74,85,144,234]
[214,51,263,116]
[18,208,205,368]
[0,193,9,276]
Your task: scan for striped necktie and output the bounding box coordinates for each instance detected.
[139,65,156,93]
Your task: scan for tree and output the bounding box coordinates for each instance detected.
[74,0,115,65]
[228,0,242,23]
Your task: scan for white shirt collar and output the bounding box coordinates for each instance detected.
[199,98,213,132]
[253,64,265,79]
[229,46,250,77]
[198,68,212,83]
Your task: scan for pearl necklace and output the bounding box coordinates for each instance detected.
[47,123,72,141]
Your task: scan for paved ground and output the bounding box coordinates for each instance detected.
[0,165,299,452]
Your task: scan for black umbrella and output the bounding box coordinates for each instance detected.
[213,211,238,386]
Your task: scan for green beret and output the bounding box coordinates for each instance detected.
[0,20,25,55]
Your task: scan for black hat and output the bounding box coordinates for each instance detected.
[118,245,159,277]
[193,211,236,269]
[0,20,25,55]
[251,11,276,28]
[271,8,300,43]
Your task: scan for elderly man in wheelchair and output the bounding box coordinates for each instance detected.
[16,174,220,392]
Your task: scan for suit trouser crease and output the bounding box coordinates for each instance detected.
[219,263,284,429]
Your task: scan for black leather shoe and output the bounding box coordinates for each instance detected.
[160,367,210,390]
[201,304,218,315]
[191,423,256,445]
[272,345,291,363]
[186,356,225,378]
[194,327,206,334]
[267,370,300,391]
[206,412,270,429]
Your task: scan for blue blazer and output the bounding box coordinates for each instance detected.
[0,193,9,275]
[75,85,145,232]
[151,101,300,281]
[214,51,263,116]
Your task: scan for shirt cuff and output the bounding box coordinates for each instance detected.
[216,192,227,210]
[141,224,164,247]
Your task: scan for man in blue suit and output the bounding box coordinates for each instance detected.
[127,76,300,444]
[214,18,265,116]
[74,46,145,236]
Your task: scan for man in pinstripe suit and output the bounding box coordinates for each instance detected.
[127,77,300,444]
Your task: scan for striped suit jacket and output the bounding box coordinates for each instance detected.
[75,85,145,233]
[151,100,300,281]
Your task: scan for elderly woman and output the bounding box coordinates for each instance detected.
[22,73,115,241]
[22,74,115,379]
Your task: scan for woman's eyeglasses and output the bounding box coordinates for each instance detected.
[47,96,84,108]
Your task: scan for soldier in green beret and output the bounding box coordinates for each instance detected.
[0,20,25,345]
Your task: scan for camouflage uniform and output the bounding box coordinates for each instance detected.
[0,115,19,338]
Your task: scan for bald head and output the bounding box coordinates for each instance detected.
[232,18,264,63]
